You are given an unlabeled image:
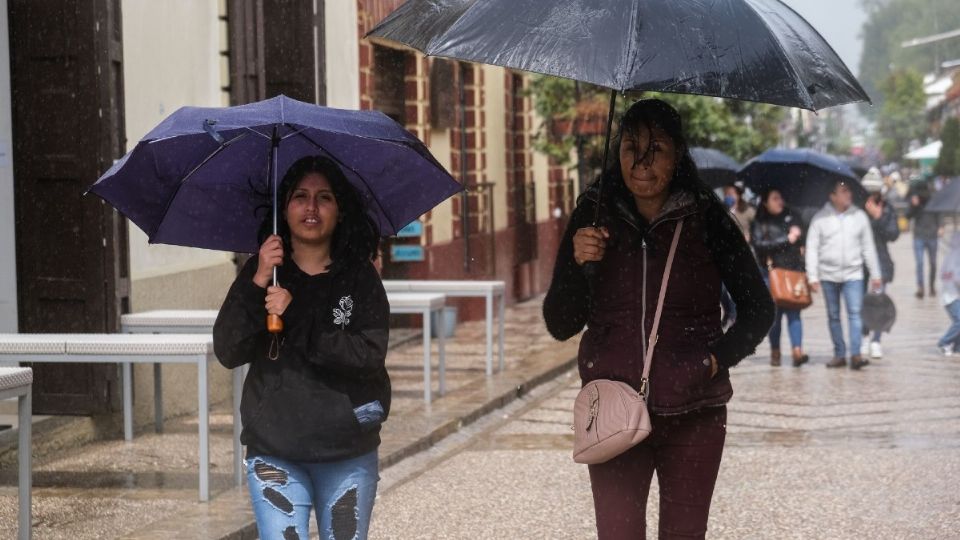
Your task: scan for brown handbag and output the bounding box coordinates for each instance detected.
[768,264,813,310]
[572,219,684,465]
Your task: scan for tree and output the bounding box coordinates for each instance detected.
[876,68,927,160]
[935,117,960,176]
[525,74,786,172]
[858,0,960,116]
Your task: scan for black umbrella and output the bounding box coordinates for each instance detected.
[738,148,866,209]
[924,179,960,213]
[690,147,741,188]
[367,0,870,224]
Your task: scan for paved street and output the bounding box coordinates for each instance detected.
[1,233,958,539]
[371,235,960,539]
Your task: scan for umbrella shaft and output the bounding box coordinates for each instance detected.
[593,90,618,226]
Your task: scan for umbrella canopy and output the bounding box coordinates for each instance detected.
[87,95,462,254]
[738,148,865,209]
[924,178,960,213]
[690,147,741,188]
[367,0,870,111]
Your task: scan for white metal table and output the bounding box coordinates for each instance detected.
[386,292,447,403]
[0,367,32,540]
[0,334,231,501]
[382,280,506,375]
[118,310,247,486]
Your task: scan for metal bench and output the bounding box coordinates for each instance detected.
[0,367,32,539]
[382,280,506,375]
[0,334,239,502]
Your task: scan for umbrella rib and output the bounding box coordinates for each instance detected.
[738,6,816,110]
[244,127,272,140]
[280,125,309,140]
[151,131,251,240]
[293,130,397,234]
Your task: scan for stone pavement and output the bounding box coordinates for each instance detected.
[370,234,960,539]
[0,296,579,539]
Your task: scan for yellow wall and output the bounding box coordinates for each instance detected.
[325,0,360,109]
[428,128,455,245]
[122,0,234,284]
[482,65,509,233]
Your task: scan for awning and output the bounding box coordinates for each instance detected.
[905,140,942,161]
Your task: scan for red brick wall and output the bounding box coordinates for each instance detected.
[355,4,569,322]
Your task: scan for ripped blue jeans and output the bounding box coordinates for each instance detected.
[245,451,378,540]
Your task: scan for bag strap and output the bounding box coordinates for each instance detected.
[640,218,684,398]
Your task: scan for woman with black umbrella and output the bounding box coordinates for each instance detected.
[544,100,774,539]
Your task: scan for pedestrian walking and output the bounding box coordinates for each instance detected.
[751,189,809,367]
[861,178,900,359]
[719,183,755,327]
[723,182,756,241]
[543,99,774,539]
[937,231,960,356]
[908,181,941,299]
[805,180,883,370]
[214,156,389,540]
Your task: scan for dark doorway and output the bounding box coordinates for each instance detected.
[9,0,129,414]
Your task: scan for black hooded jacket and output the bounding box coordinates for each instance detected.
[213,256,390,462]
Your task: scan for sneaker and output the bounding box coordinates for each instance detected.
[869,342,883,359]
[916,288,924,299]
[941,344,954,357]
[860,341,870,357]
[850,355,870,370]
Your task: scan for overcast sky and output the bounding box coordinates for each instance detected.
[782,0,867,72]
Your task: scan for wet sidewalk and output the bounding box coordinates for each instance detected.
[0,295,579,539]
[369,232,960,539]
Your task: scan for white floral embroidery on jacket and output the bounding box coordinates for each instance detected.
[333,295,354,328]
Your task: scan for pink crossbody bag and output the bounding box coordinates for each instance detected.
[573,219,684,465]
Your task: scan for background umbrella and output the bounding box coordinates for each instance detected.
[924,179,960,213]
[367,0,869,226]
[738,148,865,212]
[87,95,462,331]
[690,147,741,188]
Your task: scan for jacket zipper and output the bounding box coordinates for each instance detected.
[633,214,686,398]
[641,237,648,364]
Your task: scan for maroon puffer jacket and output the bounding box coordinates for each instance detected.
[544,189,774,416]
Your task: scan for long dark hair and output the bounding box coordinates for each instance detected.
[755,188,787,221]
[590,98,716,209]
[259,155,380,270]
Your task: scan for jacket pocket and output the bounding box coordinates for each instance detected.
[245,384,362,460]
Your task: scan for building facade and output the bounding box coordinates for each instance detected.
[1,0,572,420]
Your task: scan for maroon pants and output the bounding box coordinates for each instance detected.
[588,406,727,539]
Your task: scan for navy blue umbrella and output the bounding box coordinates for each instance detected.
[87,95,462,254]
[738,148,865,209]
[690,147,741,188]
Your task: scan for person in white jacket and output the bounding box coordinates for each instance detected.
[806,181,882,370]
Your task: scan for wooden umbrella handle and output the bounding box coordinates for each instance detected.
[267,314,283,333]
